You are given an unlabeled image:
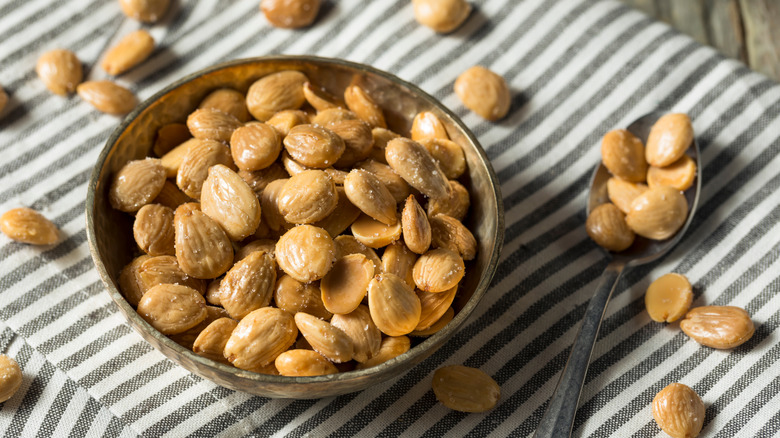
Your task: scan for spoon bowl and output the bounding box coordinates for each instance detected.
[535,110,701,437]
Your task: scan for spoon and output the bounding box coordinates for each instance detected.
[533,111,701,438]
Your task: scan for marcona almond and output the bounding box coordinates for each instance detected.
[267,109,309,137]
[354,335,410,369]
[77,81,137,115]
[385,138,450,199]
[0,355,22,403]
[186,108,242,143]
[586,203,635,252]
[246,70,308,121]
[647,154,697,191]
[36,49,82,96]
[205,277,222,306]
[119,254,150,306]
[351,213,402,248]
[354,159,412,203]
[138,255,206,295]
[412,248,464,293]
[368,273,422,336]
[153,123,191,157]
[119,0,170,22]
[193,318,237,365]
[230,123,282,171]
[199,88,250,122]
[646,113,693,167]
[607,177,648,215]
[344,85,387,128]
[427,180,470,220]
[275,350,338,376]
[411,111,449,141]
[311,107,358,126]
[333,235,382,275]
[200,164,261,241]
[168,305,229,350]
[312,186,362,237]
[235,239,276,262]
[176,139,234,199]
[0,207,59,245]
[101,29,154,75]
[429,214,476,261]
[274,275,332,320]
[137,284,207,335]
[454,66,510,121]
[224,307,298,370]
[260,178,293,233]
[625,186,687,240]
[284,124,346,168]
[420,138,466,179]
[330,305,381,363]
[321,254,374,315]
[601,129,647,182]
[174,208,234,279]
[160,138,197,178]
[344,169,397,226]
[109,158,166,212]
[413,0,471,33]
[402,195,431,254]
[275,225,336,283]
[278,170,338,224]
[153,180,192,210]
[410,306,453,336]
[261,0,321,29]
[381,240,418,289]
[219,251,276,320]
[330,119,374,167]
[239,162,289,196]
[432,365,500,413]
[652,383,704,438]
[294,312,354,363]
[416,286,457,330]
[680,306,754,349]
[645,273,692,323]
[133,204,175,256]
[303,81,341,111]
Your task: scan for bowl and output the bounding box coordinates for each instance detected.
[86,55,504,398]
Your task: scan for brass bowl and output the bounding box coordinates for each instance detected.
[86,56,504,399]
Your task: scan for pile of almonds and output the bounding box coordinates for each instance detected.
[112,70,479,378]
[587,113,696,252]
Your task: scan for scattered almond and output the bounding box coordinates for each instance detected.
[645,273,692,323]
[680,306,755,349]
[119,0,170,22]
[0,207,59,245]
[36,49,82,96]
[101,29,154,75]
[77,80,137,115]
[0,355,22,403]
[652,383,704,438]
[432,365,500,412]
[454,66,510,121]
[261,0,321,29]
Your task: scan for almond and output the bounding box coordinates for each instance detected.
[275,349,337,376]
[311,107,358,126]
[646,113,694,167]
[198,88,250,122]
[119,255,151,307]
[0,355,22,403]
[260,0,321,29]
[109,158,166,212]
[350,213,402,248]
[645,273,692,323]
[275,225,336,283]
[647,154,697,191]
[427,180,470,220]
[402,195,431,254]
[381,240,418,289]
[219,251,276,320]
[344,169,397,225]
[0,208,60,245]
[174,207,234,279]
[200,164,262,241]
[652,383,705,438]
[133,204,175,256]
[278,169,338,224]
[330,305,381,363]
[606,177,648,215]
[239,162,289,196]
[601,129,647,182]
[283,124,345,168]
[410,306,453,336]
[36,49,82,96]
[176,139,234,199]
[153,180,192,210]
[680,306,754,349]
[344,85,386,128]
[411,111,449,141]
[354,335,409,369]
[354,159,412,203]
[432,365,500,412]
[367,273,421,336]
[625,186,688,240]
[586,203,635,252]
[119,0,170,22]
[187,108,243,143]
[246,70,308,121]
[321,253,374,315]
[330,119,374,167]
[420,138,466,179]
[230,122,282,171]
[224,307,298,370]
[429,214,476,260]
[454,66,510,121]
[416,286,457,330]
[137,255,206,295]
[137,284,207,335]
[153,123,191,157]
[302,81,341,111]
[101,29,154,75]
[294,312,354,363]
[274,275,332,320]
[193,318,237,365]
[385,138,450,199]
[77,80,137,115]
[412,248,464,293]
[333,235,382,275]
[266,109,310,137]
[312,186,362,237]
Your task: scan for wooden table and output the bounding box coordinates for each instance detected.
[621,0,780,82]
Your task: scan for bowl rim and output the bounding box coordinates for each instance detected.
[86,55,505,389]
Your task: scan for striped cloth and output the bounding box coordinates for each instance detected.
[1,0,778,436]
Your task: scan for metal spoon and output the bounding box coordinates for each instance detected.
[534,111,701,438]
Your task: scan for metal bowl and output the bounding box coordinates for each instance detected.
[86,55,504,399]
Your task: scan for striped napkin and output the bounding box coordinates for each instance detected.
[1,0,778,436]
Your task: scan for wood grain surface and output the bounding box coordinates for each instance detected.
[621,0,780,82]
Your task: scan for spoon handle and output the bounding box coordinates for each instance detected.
[534,260,626,438]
